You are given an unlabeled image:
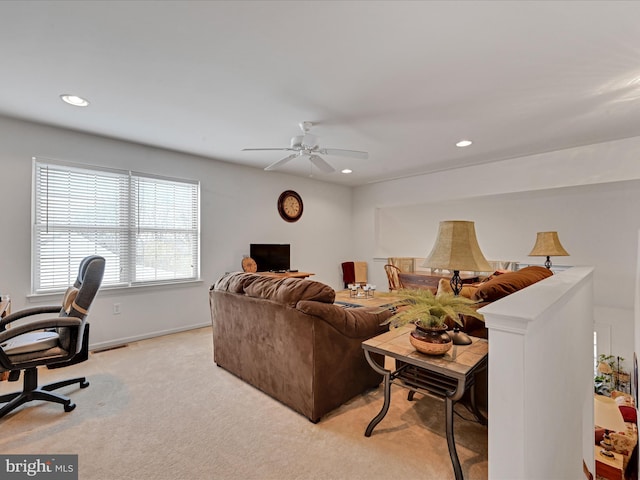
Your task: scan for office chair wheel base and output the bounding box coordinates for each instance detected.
[80,380,90,388]
[64,402,76,412]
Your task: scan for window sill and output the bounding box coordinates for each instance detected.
[28,279,204,302]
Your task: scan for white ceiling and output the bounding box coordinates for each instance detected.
[2,1,640,186]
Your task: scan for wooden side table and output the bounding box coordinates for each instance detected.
[595,446,624,480]
[362,327,488,480]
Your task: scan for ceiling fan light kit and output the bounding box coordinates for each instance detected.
[242,121,368,173]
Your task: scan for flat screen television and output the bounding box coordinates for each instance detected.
[250,244,290,272]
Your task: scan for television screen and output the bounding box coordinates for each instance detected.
[250,244,291,272]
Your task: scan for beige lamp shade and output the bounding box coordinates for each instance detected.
[528,231,569,257]
[594,394,626,433]
[422,220,492,272]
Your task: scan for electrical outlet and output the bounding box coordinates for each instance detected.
[113,303,121,315]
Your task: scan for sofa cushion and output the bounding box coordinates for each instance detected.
[296,301,390,339]
[1,331,60,355]
[213,272,335,307]
[474,266,553,302]
[245,277,335,306]
[213,272,259,293]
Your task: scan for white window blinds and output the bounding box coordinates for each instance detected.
[33,160,200,293]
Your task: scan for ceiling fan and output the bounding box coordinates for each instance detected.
[242,121,368,173]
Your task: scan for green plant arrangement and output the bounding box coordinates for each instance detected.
[379,288,484,329]
[595,353,629,395]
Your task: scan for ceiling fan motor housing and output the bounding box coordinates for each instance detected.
[290,134,318,150]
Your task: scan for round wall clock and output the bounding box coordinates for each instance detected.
[277,190,303,222]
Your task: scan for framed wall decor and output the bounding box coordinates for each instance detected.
[277,190,303,222]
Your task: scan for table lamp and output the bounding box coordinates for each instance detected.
[594,394,626,456]
[528,231,569,269]
[422,220,492,295]
[422,221,492,345]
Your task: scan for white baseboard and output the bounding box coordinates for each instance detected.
[88,322,211,352]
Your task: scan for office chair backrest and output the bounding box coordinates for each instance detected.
[58,255,105,353]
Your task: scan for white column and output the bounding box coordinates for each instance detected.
[481,267,595,480]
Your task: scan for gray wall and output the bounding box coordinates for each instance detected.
[376,181,640,309]
[354,135,640,366]
[3,111,640,363]
[0,115,354,349]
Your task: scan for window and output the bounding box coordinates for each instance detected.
[32,159,200,293]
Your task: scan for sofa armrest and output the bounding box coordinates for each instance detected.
[296,301,390,339]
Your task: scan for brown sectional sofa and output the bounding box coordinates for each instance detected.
[442,266,554,338]
[209,272,392,422]
[209,267,553,422]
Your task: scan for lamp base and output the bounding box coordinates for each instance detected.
[599,448,615,458]
[450,270,463,296]
[600,431,614,452]
[448,327,472,345]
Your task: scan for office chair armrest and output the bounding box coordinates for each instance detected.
[0,305,61,330]
[0,317,82,344]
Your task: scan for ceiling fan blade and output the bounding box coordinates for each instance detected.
[321,148,369,160]
[308,154,335,174]
[264,154,298,171]
[242,148,294,152]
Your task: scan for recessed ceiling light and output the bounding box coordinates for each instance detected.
[456,139,472,147]
[341,169,353,174]
[60,94,89,107]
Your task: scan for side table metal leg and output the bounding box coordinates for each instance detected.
[446,397,464,480]
[364,350,392,437]
[468,383,487,426]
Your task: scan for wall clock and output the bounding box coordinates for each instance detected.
[277,190,303,222]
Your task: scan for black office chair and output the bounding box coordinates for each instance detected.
[0,255,105,418]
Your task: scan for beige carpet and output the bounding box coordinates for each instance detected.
[0,327,487,479]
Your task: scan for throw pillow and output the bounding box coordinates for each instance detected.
[612,390,635,407]
[474,266,553,302]
[619,405,637,423]
[436,278,478,299]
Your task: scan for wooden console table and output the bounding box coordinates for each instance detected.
[256,271,314,279]
[362,326,488,480]
[398,272,479,291]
